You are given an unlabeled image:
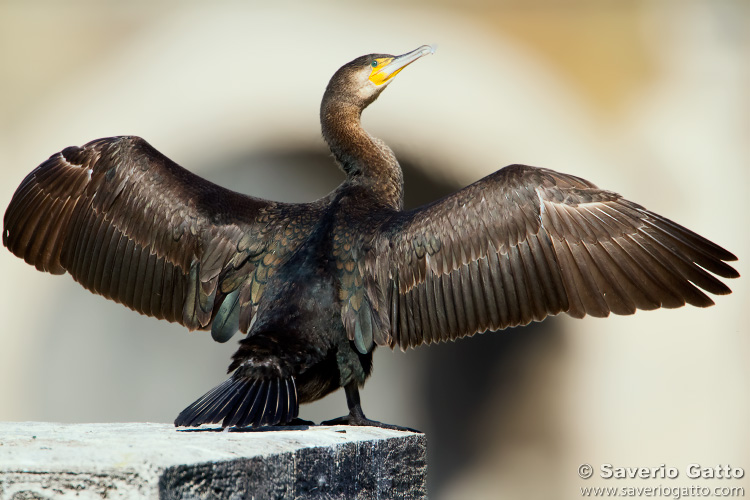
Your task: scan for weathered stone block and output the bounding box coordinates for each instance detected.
[0,422,426,499]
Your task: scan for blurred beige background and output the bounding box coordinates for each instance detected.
[1,1,747,499]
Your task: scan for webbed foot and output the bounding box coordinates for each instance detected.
[284,417,315,426]
[322,383,420,432]
[321,410,418,432]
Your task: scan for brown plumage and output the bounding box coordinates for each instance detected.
[2,45,738,429]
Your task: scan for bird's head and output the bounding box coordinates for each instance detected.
[324,44,436,110]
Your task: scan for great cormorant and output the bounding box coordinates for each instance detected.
[2,45,738,429]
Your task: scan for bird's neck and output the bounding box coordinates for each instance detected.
[321,101,404,210]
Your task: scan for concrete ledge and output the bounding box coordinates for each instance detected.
[0,422,426,499]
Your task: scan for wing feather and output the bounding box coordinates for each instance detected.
[438,271,457,340]
[487,251,510,326]
[374,164,737,350]
[3,136,317,335]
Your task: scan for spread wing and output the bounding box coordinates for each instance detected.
[374,164,738,350]
[3,136,318,340]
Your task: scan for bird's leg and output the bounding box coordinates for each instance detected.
[320,382,419,432]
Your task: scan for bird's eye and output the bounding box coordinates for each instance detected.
[371,60,378,68]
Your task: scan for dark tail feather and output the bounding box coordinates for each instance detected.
[174,375,299,428]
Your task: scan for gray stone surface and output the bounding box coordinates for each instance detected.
[0,422,426,499]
